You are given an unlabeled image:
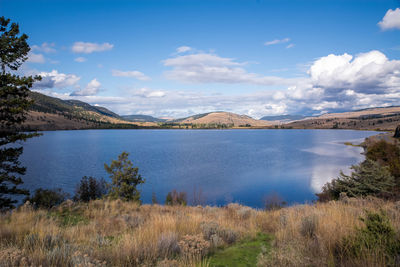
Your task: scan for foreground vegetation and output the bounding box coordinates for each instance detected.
[1,198,399,266]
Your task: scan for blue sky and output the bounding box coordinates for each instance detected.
[2,0,400,118]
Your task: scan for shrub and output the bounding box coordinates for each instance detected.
[366,140,400,192]
[157,232,180,258]
[317,159,395,201]
[25,188,69,209]
[165,190,187,206]
[336,211,400,266]
[300,215,318,238]
[74,176,107,202]
[200,221,238,245]
[178,234,210,260]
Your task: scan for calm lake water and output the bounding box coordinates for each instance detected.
[20,129,378,208]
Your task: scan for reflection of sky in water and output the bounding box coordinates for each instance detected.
[303,139,365,193]
[20,129,378,208]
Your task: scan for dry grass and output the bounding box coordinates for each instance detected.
[0,201,261,266]
[1,198,399,266]
[259,197,400,266]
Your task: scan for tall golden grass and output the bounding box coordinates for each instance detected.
[0,198,399,266]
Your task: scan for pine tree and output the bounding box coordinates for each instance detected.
[104,152,145,202]
[0,17,41,210]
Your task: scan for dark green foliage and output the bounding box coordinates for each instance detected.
[165,189,187,206]
[0,17,29,72]
[366,140,400,192]
[74,176,107,202]
[336,211,400,266]
[317,159,395,201]
[26,188,69,209]
[104,152,145,202]
[0,17,41,210]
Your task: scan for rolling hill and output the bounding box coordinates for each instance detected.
[284,106,400,130]
[23,91,157,130]
[174,111,272,127]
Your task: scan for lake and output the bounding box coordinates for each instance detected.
[20,129,378,208]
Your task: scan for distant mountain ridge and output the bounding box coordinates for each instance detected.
[260,115,306,122]
[122,114,166,122]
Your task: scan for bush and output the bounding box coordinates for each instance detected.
[317,159,395,201]
[157,232,180,258]
[336,211,400,266]
[178,234,210,260]
[300,215,318,238]
[165,190,187,206]
[74,176,107,202]
[366,140,400,190]
[25,188,69,209]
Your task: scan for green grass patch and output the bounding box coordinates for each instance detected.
[49,209,88,227]
[208,233,272,267]
[344,142,361,147]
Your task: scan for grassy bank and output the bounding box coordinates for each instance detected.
[1,198,399,266]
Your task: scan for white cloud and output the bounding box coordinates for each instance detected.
[176,46,192,53]
[264,38,290,46]
[72,42,114,54]
[74,57,87,63]
[112,70,150,81]
[286,44,295,49]
[308,50,400,94]
[31,42,56,53]
[27,52,45,63]
[163,52,299,85]
[33,49,400,119]
[33,70,80,89]
[70,79,101,96]
[378,8,400,30]
[131,88,166,98]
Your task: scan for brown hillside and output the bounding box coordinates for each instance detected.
[285,106,400,131]
[179,112,272,127]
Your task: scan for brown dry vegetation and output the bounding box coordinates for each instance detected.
[1,198,399,266]
[285,107,400,131]
[22,111,157,131]
[178,112,272,127]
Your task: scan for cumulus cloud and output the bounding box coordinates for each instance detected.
[31,42,56,53]
[72,42,114,53]
[27,52,45,63]
[176,46,192,53]
[378,8,400,30]
[308,50,400,94]
[74,57,87,62]
[264,38,290,46]
[34,49,400,119]
[112,70,150,81]
[163,52,299,85]
[33,70,80,89]
[70,79,101,96]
